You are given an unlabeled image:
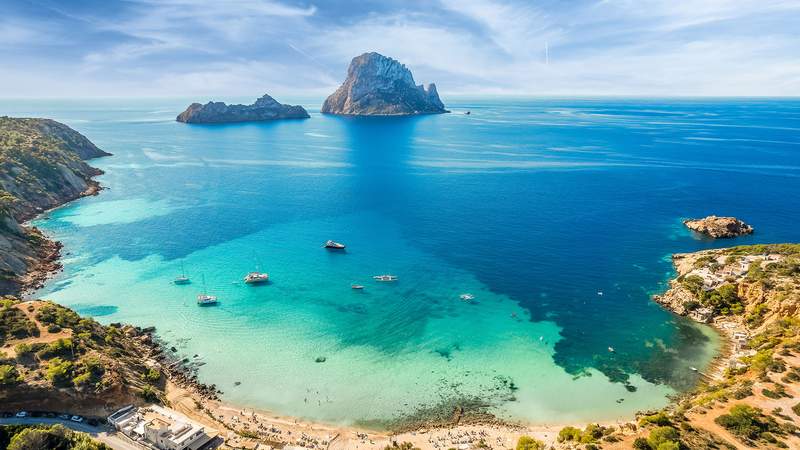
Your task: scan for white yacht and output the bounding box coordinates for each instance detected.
[372,275,398,282]
[459,293,475,301]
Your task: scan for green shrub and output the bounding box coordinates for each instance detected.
[515,436,545,450]
[647,426,679,449]
[558,426,581,442]
[143,367,161,383]
[792,403,800,416]
[632,437,650,449]
[0,364,21,385]
[45,358,74,386]
[639,412,671,427]
[715,404,782,443]
[37,338,74,359]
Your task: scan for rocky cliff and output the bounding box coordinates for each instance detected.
[176,94,309,123]
[0,117,110,295]
[321,52,448,116]
[684,215,753,238]
[653,244,799,335]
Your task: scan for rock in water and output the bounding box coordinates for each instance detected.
[321,52,448,116]
[176,94,309,123]
[683,215,754,238]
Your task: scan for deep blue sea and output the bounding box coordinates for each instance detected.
[3,97,799,427]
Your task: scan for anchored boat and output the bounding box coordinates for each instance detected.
[197,275,218,306]
[372,275,397,282]
[324,240,346,249]
[244,271,269,284]
[174,262,190,285]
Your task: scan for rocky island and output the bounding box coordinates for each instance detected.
[0,117,110,295]
[684,215,754,238]
[321,52,448,116]
[176,94,309,124]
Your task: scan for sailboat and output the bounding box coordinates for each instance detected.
[197,275,218,306]
[174,261,190,285]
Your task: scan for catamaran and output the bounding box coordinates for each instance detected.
[324,240,346,249]
[174,262,190,285]
[244,271,269,284]
[197,275,218,306]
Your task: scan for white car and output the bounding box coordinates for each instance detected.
[70,415,84,423]
[15,411,28,418]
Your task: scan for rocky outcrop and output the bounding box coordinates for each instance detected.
[683,215,753,238]
[321,52,448,116]
[176,94,309,123]
[653,244,800,332]
[0,117,109,295]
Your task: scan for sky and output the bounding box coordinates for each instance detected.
[2,0,800,98]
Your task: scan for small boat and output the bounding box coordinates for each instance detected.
[197,275,218,306]
[465,111,471,115]
[459,293,475,301]
[597,291,604,296]
[351,284,365,290]
[174,262,190,285]
[690,367,698,372]
[244,272,269,284]
[372,275,398,282]
[197,294,218,306]
[324,240,346,249]
[608,347,615,353]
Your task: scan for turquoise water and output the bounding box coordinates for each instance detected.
[6,97,800,427]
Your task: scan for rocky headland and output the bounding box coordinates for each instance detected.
[176,94,309,124]
[0,117,110,295]
[684,215,754,238]
[321,52,448,116]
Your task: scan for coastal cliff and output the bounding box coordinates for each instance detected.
[0,299,172,417]
[176,94,309,123]
[0,117,110,295]
[321,52,448,116]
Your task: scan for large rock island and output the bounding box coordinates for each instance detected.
[321,52,447,116]
[0,117,110,295]
[176,94,309,124]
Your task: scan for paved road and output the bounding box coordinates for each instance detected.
[0,417,145,450]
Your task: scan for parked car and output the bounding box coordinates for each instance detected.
[70,415,84,423]
[59,414,70,420]
[15,411,28,418]
[87,418,99,427]
[1,412,12,418]
[45,412,56,418]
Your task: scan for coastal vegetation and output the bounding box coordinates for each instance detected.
[633,244,800,448]
[0,297,167,415]
[0,424,109,450]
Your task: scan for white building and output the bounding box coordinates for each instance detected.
[109,404,217,450]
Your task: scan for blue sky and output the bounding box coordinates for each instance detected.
[2,0,800,98]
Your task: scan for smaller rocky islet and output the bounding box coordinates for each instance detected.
[684,215,754,239]
[176,94,309,124]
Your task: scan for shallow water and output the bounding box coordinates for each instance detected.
[5,97,800,427]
